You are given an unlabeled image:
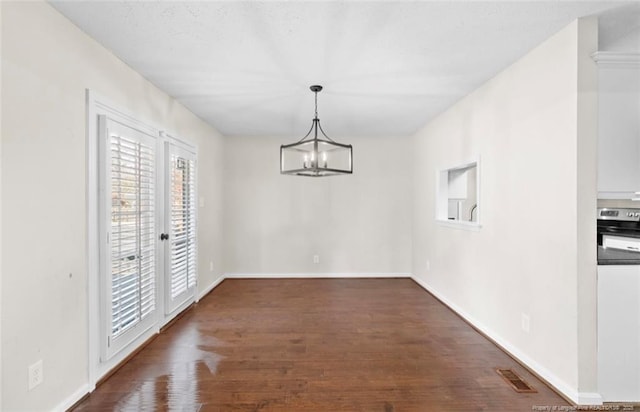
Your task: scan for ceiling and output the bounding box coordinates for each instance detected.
[51,1,637,138]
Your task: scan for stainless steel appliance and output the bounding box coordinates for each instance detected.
[597,208,640,264]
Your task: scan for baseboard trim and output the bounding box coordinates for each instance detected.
[410,275,602,406]
[224,272,412,279]
[197,275,225,301]
[576,392,604,405]
[55,383,90,412]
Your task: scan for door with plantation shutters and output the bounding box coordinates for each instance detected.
[90,92,201,384]
[164,143,197,316]
[99,116,159,361]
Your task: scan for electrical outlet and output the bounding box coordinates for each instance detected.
[209,261,214,272]
[426,260,430,271]
[28,360,43,391]
[521,313,530,333]
[199,197,205,208]
[313,255,320,264]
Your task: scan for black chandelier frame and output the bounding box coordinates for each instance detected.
[280,85,353,177]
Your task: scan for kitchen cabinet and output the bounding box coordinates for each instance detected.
[597,62,640,199]
[597,265,640,402]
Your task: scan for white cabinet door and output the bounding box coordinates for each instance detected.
[598,66,640,199]
[597,265,640,402]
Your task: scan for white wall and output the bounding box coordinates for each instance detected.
[0,2,3,407]
[223,136,412,276]
[196,134,226,295]
[576,17,599,400]
[411,18,598,403]
[1,2,224,411]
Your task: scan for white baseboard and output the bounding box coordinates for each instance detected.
[576,392,603,405]
[53,383,90,412]
[410,275,602,406]
[197,275,225,301]
[197,273,411,301]
[224,272,412,279]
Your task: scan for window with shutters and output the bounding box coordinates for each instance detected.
[89,92,199,382]
[110,134,156,336]
[165,147,197,315]
[100,117,158,360]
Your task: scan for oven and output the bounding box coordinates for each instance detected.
[597,207,640,265]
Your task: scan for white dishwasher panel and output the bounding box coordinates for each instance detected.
[598,265,640,402]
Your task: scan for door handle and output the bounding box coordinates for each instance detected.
[160,233,169,241]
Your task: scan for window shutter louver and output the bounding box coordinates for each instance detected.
[169,154,197,301]
[109,133,156,338]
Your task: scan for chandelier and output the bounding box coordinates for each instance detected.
[280,85,353,177]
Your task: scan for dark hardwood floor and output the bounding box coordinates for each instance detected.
[73,278,570,411]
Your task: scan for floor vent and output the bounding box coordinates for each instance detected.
[496,368,537,393]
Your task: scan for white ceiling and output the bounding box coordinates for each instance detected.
[51,1,636,138]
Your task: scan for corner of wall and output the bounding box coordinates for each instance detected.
[197,274,225,302]
[575,15,600,398]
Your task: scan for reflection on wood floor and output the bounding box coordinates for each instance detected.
[72,278,569,411]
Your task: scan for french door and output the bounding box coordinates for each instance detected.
[164,143,197,316]
[98,115,197,362]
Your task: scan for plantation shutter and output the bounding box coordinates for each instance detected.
[166,145,197,314]
[100,116,158,360]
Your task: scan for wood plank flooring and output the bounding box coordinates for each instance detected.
[73,278,570,411]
